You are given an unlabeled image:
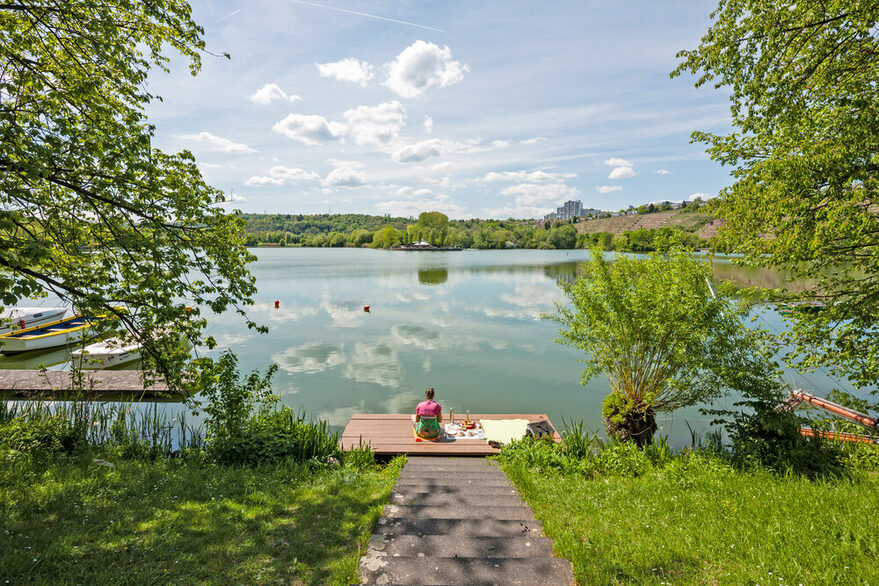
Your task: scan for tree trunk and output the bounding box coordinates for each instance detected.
[603,404,657,447]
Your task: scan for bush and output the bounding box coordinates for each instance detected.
[0,413,86,455]
[724,400,846,478]
[210,408,341,466]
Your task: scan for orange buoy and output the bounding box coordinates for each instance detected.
[363,305,370,313]
[274,300,280,308]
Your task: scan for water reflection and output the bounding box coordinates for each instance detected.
[418,267,448,285]
[0,346,71,370]
[5,249,855,451]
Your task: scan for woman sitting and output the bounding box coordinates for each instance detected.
[413,387,443,440]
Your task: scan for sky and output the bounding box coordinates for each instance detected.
[147,0,732,219]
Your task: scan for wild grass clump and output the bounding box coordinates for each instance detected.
[208,408,342,466]
[1,350,373,468]
[499,422,674,478]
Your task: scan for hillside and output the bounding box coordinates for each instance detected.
[574,210,721,239]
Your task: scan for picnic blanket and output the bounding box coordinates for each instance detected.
[481,419,529,444]
[444,422,486,440]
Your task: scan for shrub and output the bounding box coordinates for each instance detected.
[210,408,341,466]
[0,413,86,455]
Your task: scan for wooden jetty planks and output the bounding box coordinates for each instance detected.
[341,413,561,456]
[0,369,173,397]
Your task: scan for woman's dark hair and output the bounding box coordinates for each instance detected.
[425,387,435,400]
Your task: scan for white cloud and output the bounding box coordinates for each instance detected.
[500,182,580,207]
[385,40,469,98]
[424,115,434,133]
[316,58,374,86]
[177,131,256,153]
[608,166,636,179]
[244,166,319,186]
[327,158,365,169]
[224,192,247,202]
[496,183,580,218]
[520,137,546,145]
[490,139,511,149]
[342,101,406,145]
[488,181,581,218]
[656,169,671,175]
[483,170,574,183]
[272,114,347,145]
[688,192,714,201]
[375,193,466,218]
[431,161,454,172]
[605,156,636,179]
[249,83,301,105]
[391,138,450,163]
[395,186,433,198]
[596,185,623,193]
[323,166,366,187]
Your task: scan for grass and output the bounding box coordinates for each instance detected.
[0,453,403,585]
[500,451,879,584]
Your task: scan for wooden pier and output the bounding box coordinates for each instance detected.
[341,413,561,457]
[0,370,177,399]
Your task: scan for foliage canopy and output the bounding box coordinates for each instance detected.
[551,248,773,442]
[0,2,260,391]
[673,1,879,390]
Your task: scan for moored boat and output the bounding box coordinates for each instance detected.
[0,307,67,335]
[71,331,191,369]
[71,338,141,369]
[0,313,114,355]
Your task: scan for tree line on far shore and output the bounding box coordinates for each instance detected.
[242,211,710,252]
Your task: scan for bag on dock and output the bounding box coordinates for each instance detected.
[526,420,555,440]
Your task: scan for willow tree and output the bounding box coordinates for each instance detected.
[673,2,879,393]
[0,2,262,392]
[551,249,770,445]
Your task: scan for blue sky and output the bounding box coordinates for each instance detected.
[147,0,731,219]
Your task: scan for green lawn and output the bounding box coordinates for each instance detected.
[0,454,402,584]
[501,454,879,585]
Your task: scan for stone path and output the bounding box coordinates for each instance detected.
[358,457,573,585]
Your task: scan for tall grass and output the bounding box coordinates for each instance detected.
[0,399,203,458]
[0,400,370,467]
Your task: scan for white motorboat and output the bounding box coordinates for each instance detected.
[0,313,113,354]
[71,338,141,369]
[0,307,67,335]
[71,331,191,369]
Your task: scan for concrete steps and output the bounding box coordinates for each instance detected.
[359,457,573,585]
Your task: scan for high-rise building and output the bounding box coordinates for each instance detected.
[544,200,584,221]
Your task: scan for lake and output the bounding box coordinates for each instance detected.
[204,248,854,445]
[1,248,859,447]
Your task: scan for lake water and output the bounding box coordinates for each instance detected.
[203,248,856,445]
[2,248,860,447]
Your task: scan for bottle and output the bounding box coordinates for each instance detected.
[449,408,454,425]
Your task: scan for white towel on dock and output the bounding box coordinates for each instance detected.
[481,419,529,444]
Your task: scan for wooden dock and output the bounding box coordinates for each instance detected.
[341,413,561,456]
[0,370,176,399]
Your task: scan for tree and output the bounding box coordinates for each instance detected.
[673,2,879,391]
[547,224,577,249]
[1,2,261,393]
[371,225,401,248]
[550,248,768,445]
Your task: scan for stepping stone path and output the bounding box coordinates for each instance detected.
[359,456,573,585]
